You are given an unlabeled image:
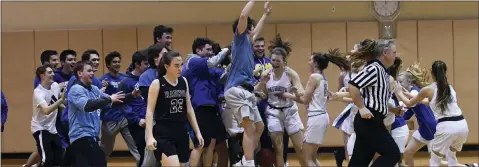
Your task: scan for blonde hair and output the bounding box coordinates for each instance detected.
[389,75,396,92]
[405,62,430,88]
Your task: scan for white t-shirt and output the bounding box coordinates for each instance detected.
[31,82,60,134]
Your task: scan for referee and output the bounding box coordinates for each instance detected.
[347,39,400,167]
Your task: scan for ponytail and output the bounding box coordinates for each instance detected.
[406,62,430,88]
[157,51,181,78]
[326,48,350,71]
[431,60,451,114]
[312,48,350,72]
[269,34,292,63]
[349,39,376,62]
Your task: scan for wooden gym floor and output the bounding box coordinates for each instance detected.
[2,151,477,167]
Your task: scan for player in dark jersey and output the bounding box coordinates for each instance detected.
[145,51,204,166]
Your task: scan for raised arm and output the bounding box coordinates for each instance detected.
[252,1,272,40]
[236,0,256,34]
[187,48,230,76]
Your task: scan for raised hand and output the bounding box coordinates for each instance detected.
[111,91,125,103]
[264,0,272,15]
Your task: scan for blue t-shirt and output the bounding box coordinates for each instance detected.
[225,29,254,91]
[139,68,157,87]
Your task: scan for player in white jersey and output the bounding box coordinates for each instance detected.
[32,64,66,166]
[255,34,306,167]
[281,48,350,167]
[394,60,469,166]
[332,44,362,165]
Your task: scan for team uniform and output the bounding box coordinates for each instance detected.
[332,71,359,159]
[32,82,64,166]
[152,76,191,163]
[304,73,329,145]
[265,69,303,135]
[402,87,437,144]
[99,73,140,161]
[428,83,469,166]
[332,71,355,135]
[389,95,409,153]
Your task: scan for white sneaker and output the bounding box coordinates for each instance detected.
[240,156,255,167]
[441,160,449,165]
[22,165,38,167]
[241,160,255,167]
[285,162,289,167]
[232,161,243,167]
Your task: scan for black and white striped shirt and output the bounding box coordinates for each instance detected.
[349,59,390,116]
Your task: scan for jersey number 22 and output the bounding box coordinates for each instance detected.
[170,99,184,113]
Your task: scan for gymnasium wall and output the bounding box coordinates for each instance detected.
[1,19,478,153]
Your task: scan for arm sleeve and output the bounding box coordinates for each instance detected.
[206,48,229,68]
[69,86,112,112]
[348,66,378,89]
[403,109,415,120]
[187,57,210,77]
[33,91,47,108]
[119,81,135,105]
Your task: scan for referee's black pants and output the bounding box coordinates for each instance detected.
[348,111,400,167]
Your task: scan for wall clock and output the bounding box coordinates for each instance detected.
[371,1,401,39]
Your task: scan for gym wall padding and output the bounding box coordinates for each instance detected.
[1,19,477,153]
